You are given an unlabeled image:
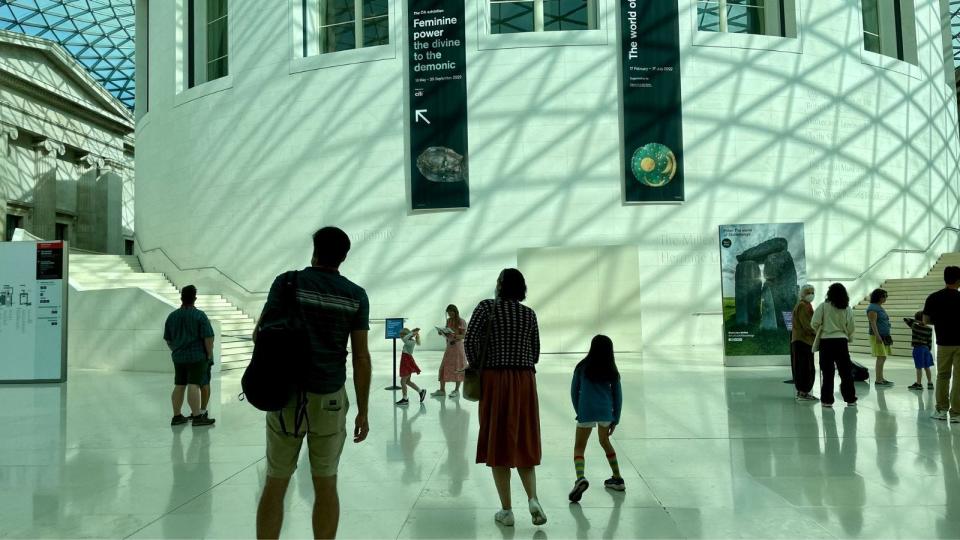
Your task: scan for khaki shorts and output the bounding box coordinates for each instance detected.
[265,387,349,478]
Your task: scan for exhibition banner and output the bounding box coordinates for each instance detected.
[407,0,469,210]
[620,0,685,203]
[718,224,806,364]
[0,240,68,382]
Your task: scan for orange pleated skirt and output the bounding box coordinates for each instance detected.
[476,369,542,468]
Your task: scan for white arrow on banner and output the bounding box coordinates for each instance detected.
[415,109,430,124]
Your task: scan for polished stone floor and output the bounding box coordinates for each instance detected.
[1,348,959,539]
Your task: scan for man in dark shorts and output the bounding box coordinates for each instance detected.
[924,265,960,423]
[164,285,216,426]
[254,226,371,539]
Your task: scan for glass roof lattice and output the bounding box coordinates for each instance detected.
[0,0,134,109]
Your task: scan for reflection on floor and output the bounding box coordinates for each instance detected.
[1,349,959,539]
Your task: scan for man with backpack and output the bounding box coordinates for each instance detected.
[254,226,372,539]
[164,285,216,427]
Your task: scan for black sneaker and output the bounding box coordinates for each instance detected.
[191,413,215,426]
[170,414,188,426]
[396,398,409,406]
[568,478,589,502]
[419,389,427,403]
[604,477,626,491]
[908,383,923,390]
[928,383,935,390]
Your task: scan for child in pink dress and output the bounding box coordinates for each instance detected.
[432,304,467,399]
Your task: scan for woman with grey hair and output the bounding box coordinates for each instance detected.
[792,284,818,401]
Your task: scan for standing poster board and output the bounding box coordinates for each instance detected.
[718,224,805,367]
[0,241,68,382]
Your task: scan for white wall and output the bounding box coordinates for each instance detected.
[135,0,960,352]
[68,286,222,373]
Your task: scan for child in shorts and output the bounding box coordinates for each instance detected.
[396,328,427,406]
[568,335,624,503]
[905,311,935,390]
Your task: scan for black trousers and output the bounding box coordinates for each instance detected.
[819,338,857,405]
[792,341,815,394]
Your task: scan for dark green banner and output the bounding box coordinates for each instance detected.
[408,0,469,210]
[620,0,685,203]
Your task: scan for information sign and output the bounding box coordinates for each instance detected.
[385,317,406,340]
[0,241,68,382]
[407,0,469,210]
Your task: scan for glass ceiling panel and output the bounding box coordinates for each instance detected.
[0,0,135,110]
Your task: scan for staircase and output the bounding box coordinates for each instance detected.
[851,253,960,358]
[69,254,256,371]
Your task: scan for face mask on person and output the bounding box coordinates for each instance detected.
[804,294,815,303]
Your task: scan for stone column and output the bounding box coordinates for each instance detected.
[96,159,123,254]
[0,120,18,241]
[76,153,103,250]
[33,139,65,241]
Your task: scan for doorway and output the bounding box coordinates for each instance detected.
[517,245,642,353]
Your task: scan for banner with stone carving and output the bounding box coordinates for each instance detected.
[407,0,469,210]
[620,0,685,203]
[718,223,806,365]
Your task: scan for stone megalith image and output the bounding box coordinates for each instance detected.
[736,237,788,263]
[763,250,799,328]
[735,260,762,325]
[760,282,779,330]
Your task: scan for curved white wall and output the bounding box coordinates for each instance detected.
[136,0,960,352]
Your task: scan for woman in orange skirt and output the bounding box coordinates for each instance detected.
[465,269,545,528]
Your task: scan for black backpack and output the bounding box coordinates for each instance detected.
[241,271,311,420]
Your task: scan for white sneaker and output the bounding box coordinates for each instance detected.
[529,498,547,526]
[932,410,949,421]
[448,390,459,399]
[495,509,515,527]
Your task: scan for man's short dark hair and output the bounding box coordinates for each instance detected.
[181,285,197,304]
[945,266,960,285]
[869,288,887,303]
[499,268,527,301]
[313,227,351,267]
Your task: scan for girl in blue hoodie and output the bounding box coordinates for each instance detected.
[568,335,624,502]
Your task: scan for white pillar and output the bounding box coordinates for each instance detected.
[97,160,124,254]
[76,153,104,250]
[33,139,65,241]
[0,120,18,242]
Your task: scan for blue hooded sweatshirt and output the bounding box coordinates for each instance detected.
[571,363,623,424]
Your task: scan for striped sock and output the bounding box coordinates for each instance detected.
[606,452,621,478]
[574,455,585,479]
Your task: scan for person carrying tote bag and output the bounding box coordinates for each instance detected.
[463,300,496,402]
[465,269,547,528]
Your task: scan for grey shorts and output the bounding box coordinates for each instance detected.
[265,387,349,478]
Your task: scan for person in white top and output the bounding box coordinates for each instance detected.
[811,283,858,408]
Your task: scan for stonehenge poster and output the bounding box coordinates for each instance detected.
[407,0,469,210]
[718,223,806,366]
[619,0,685,203]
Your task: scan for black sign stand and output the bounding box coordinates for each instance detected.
[384,318,405,391]
[386,337,402,391]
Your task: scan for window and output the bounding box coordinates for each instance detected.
[303,0,389,56]
[186,0,229,88]
[5,214,22,242]
[490,0,597,34]
[697,0,795,38]
[860,0,917,62]
[135,0,149,117]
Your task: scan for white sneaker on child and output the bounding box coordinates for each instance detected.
[495,510,514,527]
